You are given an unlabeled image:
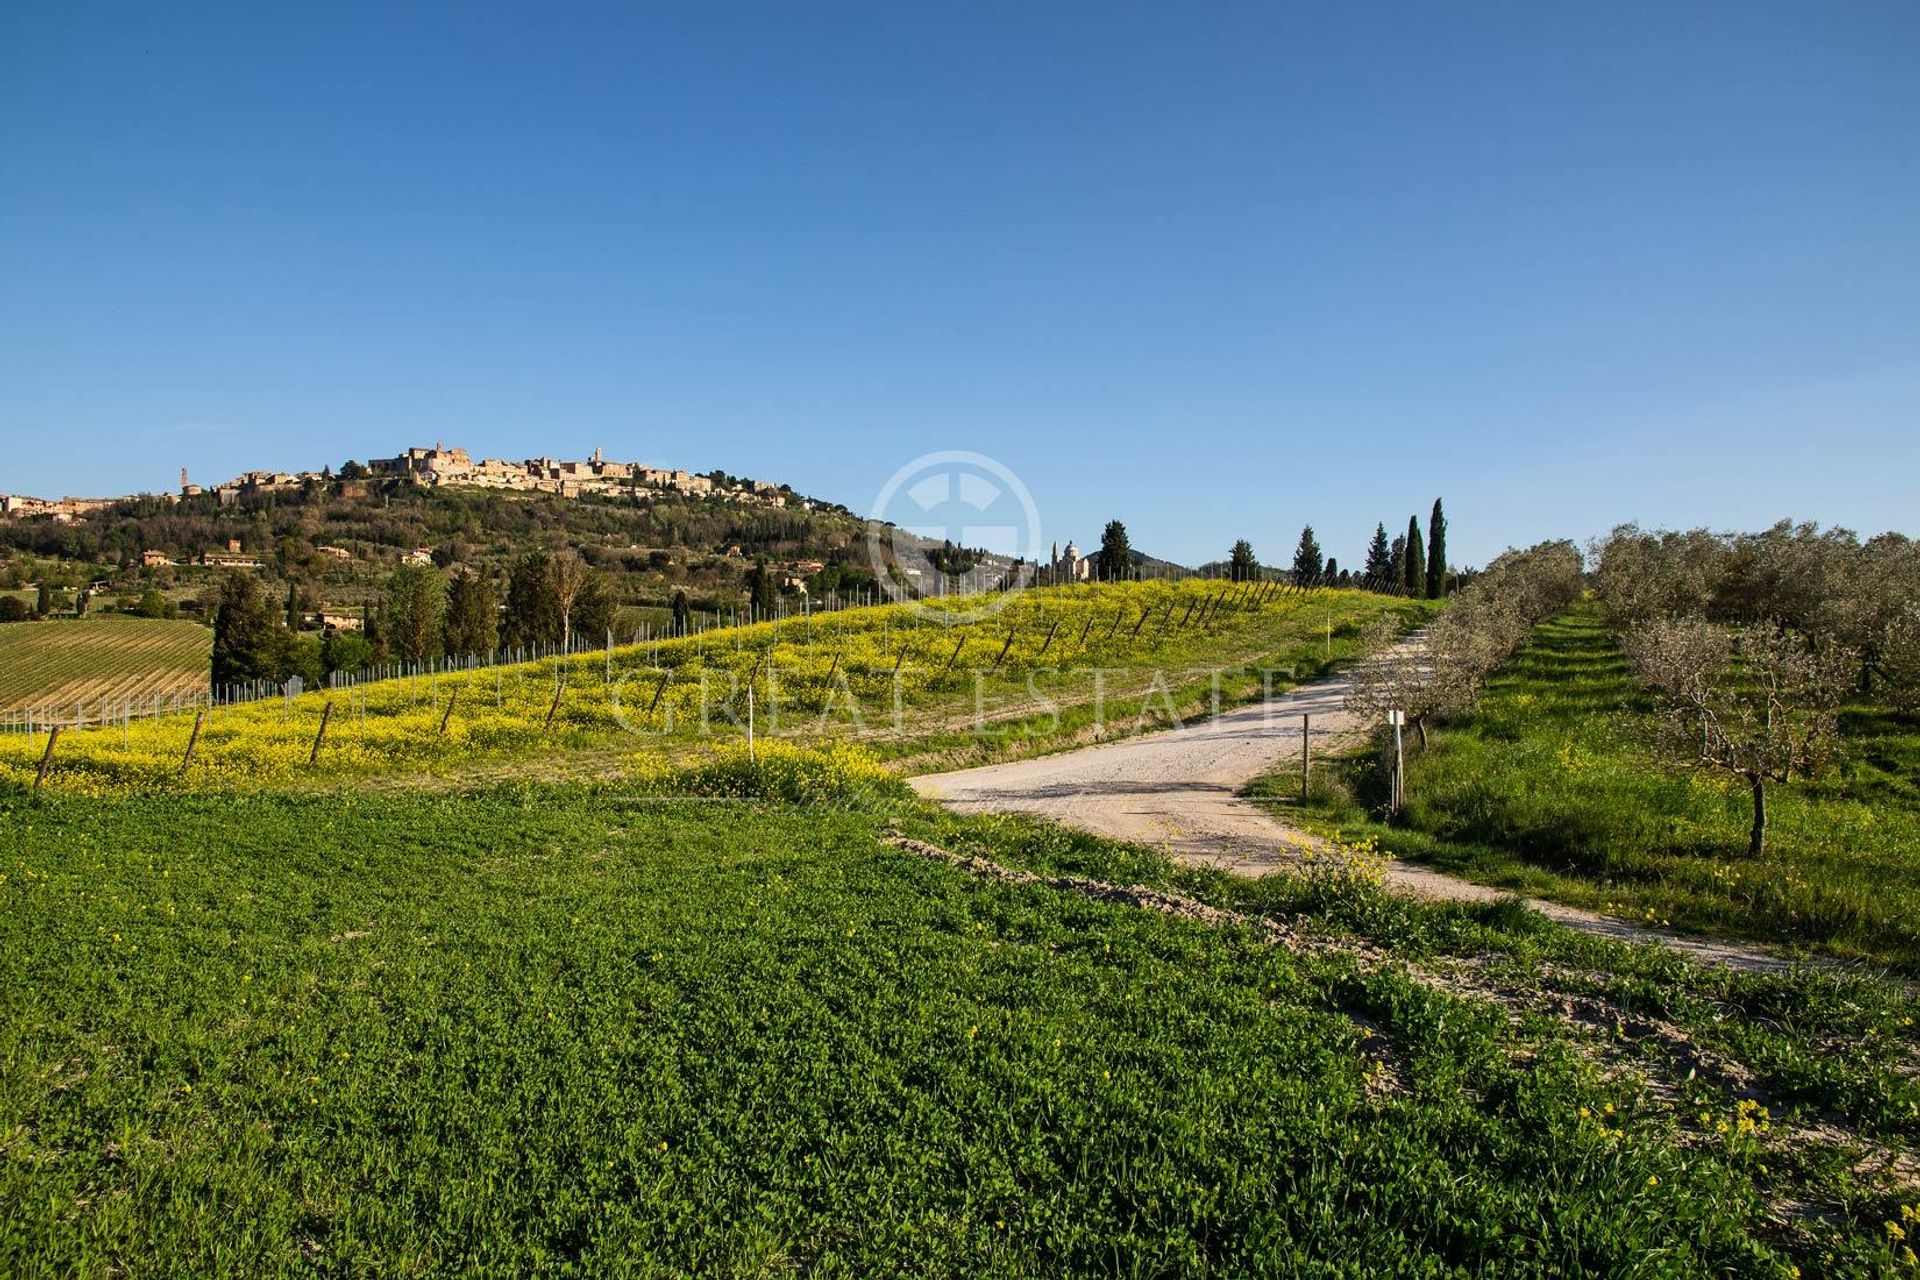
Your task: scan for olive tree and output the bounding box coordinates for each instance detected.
[1345,616,1467,750]
[1882,601,1920,717]
[1625,617,1853,857]
[1590,524,1722,627]
[1345,539,1583,750]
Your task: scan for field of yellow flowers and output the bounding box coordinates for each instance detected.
[0,580,1421,796]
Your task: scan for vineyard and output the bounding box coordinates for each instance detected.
[0,618,211,718]
[0,580,1428,796]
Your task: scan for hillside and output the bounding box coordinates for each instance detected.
[0,617,210,717]
[0,580,1424,790]
[0,478,879,614]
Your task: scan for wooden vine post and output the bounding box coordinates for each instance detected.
[180,710,205,775]
[308,701,334,766]
[33,725,61,795]
[992,627,1017,670]
[437,690,459,739]
[647,670,672,718]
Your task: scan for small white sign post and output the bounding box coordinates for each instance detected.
[1386,709,1406,811]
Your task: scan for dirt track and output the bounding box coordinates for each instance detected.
[909,655,1797,971]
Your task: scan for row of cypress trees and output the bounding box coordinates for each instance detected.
[1362,498,1449,598]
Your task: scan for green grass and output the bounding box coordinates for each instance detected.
[0,615,211,714]
[1255,602,1920,972]
[5,782,1917,1275]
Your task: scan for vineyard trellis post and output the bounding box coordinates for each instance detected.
[308,701,334,766]
[33,725,61,795]
[181,710,205,775]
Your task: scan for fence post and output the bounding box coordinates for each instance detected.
[437,689,459,738]
[992,627,1016,670]
[308,702,334,766]
[33,725,61,795]
[1301,713,1311,803]
[181,710,205,775]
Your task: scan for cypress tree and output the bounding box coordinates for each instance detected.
[1364,523,1392,583]
[445,568,499,659]
[574,571,618,642]
[1228,539,1258,582]
[1426,498,1448,598]
[1096,521,1133,582]
[211,572,278,690]
[384,563,447,662]
[746,561,779,616]
[502,550,560,649]
[1387,534,1406,589]
[1405,516,1426,595]
[1291,525,1324,584]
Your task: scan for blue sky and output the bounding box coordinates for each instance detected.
[2,2,1915,569]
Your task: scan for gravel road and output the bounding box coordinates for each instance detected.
[909,655,1797,971]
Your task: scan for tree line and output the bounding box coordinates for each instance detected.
[1360,499,1450,598]
[1208,498,1453,594]
[210,549,625,689]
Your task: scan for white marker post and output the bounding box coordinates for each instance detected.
[1386,709,1405,811]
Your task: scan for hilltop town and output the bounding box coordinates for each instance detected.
[0,442,806,521]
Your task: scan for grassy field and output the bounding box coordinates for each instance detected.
[4,774,1916,1275]
[8,589,1916,1273]
[0,581,1429,794]
[0,616,211,716]
[1256,602,1920,972]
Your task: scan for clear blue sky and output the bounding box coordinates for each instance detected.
[3,2,1916,569]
